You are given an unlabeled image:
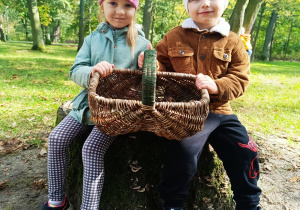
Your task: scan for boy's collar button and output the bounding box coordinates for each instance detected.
[200,54,205,60]
[179,51,184,55]
[202,34,207,39]
[223,54,228,59]
[102,30,106,33]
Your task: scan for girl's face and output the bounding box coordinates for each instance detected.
[187,0,226,30]
[103,0,136,29]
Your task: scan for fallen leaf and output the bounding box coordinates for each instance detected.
[40,95,49,100]
[12,122,17,127]
[129,164,142,172]
[24,155,31,163]
[27,117,36,122]
[137,188,145,193]
[263,165,272,171]
[66,94,71,98]
[43,116,52,125]
[0,180,9,189]
[39,148,47,156]
[32,179,46,190]
[132,185,141,190]
[290,177,300,183]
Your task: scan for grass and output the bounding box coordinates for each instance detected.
[0,42,299,145]
[231,61,300,142]
[0,42,80,142]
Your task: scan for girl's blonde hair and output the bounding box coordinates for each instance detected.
[97,3,138,56]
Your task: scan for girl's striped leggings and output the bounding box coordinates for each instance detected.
[47,115,115,210]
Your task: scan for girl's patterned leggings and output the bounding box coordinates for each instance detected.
[47,115,116,210]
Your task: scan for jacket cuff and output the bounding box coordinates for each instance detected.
[215,79,229,101]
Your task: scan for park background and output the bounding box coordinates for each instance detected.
[0,0,299,209]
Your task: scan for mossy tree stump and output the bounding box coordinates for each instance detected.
[56,102,234,210]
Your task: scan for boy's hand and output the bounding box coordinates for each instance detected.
[92,61,114,78]
[138,43,153,69]
[196,73,219,95]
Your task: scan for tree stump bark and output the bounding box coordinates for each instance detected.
[56,102,234,210]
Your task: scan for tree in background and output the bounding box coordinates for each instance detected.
[0,27,5,41]
[229,0,248,33]
[78,0,85,51]
[26,0,46,51]
[243,0,263,33]
[0,11,6,41]
[251,2,266,62]
[142,0,154,40]
[1,0,299,61]
[262,9,278,60]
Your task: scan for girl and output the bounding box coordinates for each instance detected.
[139,0,262,209]
[41,0,150,209]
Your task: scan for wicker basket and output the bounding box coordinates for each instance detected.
[88,50,210,140]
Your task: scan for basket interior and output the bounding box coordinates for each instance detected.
[96,72,202,102]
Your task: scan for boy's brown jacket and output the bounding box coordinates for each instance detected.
[156,25,250,115]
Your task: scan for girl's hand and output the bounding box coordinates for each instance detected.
[138,43,153,69]
[92,61,114,78]
[196,73,219,95]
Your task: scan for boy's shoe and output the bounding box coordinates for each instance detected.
[41,197,70,210]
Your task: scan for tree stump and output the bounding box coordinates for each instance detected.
[56,102,234,210]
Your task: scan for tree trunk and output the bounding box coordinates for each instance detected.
[0,27,5,41]
[78,0,85,51]
[261,10,278,61]
[22,19,29,41]
[26,0,46,51]
[269,20,277,61]
[52,21,61,43]
[142,0,154,40]
[88,0,92,34]
[284,20,294,60]
[150,9,155,44]
[229,0,248,34]
[55,102,234,210]
[243,0,263,33]
[251,2,265,62]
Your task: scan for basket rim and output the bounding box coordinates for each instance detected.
[88,68,210,107]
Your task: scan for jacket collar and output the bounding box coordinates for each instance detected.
[96,22,146,37]
[181,17,230,37]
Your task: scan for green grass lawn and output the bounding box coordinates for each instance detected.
[231,61,300,142]
[0,42,80,144]
[0,42,299,145]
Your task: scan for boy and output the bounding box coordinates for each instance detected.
[139,0,262,209]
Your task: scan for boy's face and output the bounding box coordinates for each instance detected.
[103,0,136,29]
[187,0,225,30]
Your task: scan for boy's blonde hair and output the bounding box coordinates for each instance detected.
[97,3,138,56]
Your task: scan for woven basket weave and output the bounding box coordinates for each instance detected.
[88,50,210,140]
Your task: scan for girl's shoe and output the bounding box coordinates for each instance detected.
[41,197,70,210]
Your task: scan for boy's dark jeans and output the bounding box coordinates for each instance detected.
[159,113,261,210]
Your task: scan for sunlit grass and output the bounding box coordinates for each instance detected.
[0,42,80,141]
[231,61,300,142]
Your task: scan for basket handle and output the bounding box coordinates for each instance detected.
[142,50,157,107]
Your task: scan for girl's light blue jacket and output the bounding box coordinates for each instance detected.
[69,22,150,125]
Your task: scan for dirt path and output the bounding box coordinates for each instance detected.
[0,134,299,210]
